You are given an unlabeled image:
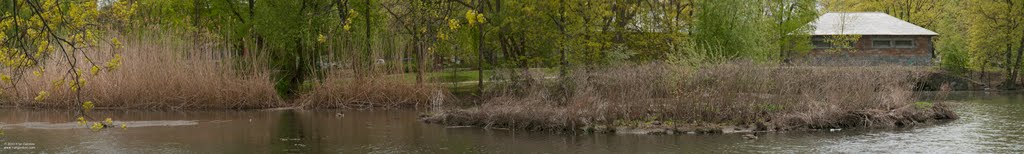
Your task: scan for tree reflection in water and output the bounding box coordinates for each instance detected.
[272,110,314,153]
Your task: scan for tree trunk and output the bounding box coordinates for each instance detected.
[351,34,361,80]
[1012,37,1024,88]
[365,0,373,76]
[417,38,425,85]
[477,3,485,97]
[193,0,202,54]
[1004,44,1013,88]
[558,0,567,78]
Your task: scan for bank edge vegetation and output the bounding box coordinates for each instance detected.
[4,0,1017,131]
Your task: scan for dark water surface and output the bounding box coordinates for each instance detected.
[1,92,1023,153]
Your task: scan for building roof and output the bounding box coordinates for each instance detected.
[810,12,938,36]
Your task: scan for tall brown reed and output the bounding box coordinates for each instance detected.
[5,34,283,109]
[296,73,445,109]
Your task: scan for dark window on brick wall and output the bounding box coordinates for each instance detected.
[872,36,916,49]
[894,40,915,48]
[813,39,832,48]
[872,40,892,48]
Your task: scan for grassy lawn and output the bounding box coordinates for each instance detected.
[388,68,558,96]
[429,69,497,83]
[397,68,558,83]
[393,69,495,83]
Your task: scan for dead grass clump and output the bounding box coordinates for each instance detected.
[686,64,938,129]
[425,63,959,132]
[3,35,283,109]
[427,97,572,131]
[426,63,681,130]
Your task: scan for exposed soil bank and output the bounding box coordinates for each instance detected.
[421,64,960,134]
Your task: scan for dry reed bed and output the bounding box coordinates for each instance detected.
[1,35,442,109]
[3,37,284,109]
[424,64,959,133]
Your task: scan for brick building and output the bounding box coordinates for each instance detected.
[805,12,938,65]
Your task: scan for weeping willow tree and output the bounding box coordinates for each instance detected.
[689,0,817,63]
[192,0,367,98]
[256,1,327,97]
[768,0,819,60]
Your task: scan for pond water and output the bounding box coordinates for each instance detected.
[0,92,1022,153]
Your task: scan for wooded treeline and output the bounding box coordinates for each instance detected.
[5,0,1024,99]
[124,0,822,95]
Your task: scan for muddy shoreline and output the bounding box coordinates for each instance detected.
[421,102,959,135]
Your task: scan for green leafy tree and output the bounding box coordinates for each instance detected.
[767,0,818,60]
[690,0,774,62]
[1,0,132,128]
[965,0,1024,87]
